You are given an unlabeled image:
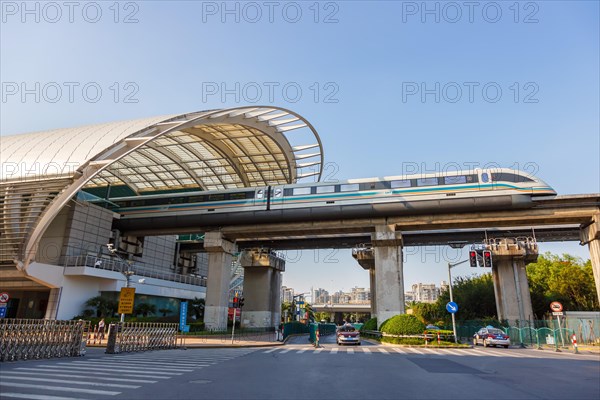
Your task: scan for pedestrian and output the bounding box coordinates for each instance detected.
[98,318,106,341]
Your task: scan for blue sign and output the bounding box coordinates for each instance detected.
[179,301,188,331]
[446,301,458,314]
[0,306,6,318]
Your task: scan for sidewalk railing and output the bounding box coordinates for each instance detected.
[0,319,89,362]
[63,254,206,286]
[105,322,178,353]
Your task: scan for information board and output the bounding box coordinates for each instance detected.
[117,287,136,314]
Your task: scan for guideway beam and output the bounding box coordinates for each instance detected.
[489,238,537,326]
[204,232,237,331]
[239,249,285,328]
[372,225,405,323]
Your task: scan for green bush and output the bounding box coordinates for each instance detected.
[361,317,378,331]
[380,314,425,335]
[381,337,424,345]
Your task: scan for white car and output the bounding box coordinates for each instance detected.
[473,327,510,348]
[336,324,361,345]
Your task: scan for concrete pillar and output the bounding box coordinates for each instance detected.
[239,250,285,328]
[372,225,405,324]
[581,214,600,305]
[369,268,377,317]
[44,288,62,320]
[204,232,236,331]
[489,238,537,325]
[352,245,376,317]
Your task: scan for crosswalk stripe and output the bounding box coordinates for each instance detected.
[405,348,424,355]
[63,361,193,372]
[419,348,438,354]
[485,349,526,358]
[297,349,307,353]
[280,349,291,354]
[362,348,372,354]
[330,348,338,354]
[264,348,278,353]
[26,366,170,379]
[4,376,139,389]
[392,348,406,354]
[2,371,156,384]
[347,348,354,354]
[104,359,211,367]
[314,348,324,353]
[0,393,89,400]
[378,348,389,354]
[0,382,121,396]
[38,365,182,376]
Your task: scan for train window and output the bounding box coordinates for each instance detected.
[293,187,311,196]
[481,173,490,183]
[256,189,264,199]
[417,177,438,187]
[340,183,360,192]
[391,180,411,188]
[188,196,205,203]
[273,188,283,197]
[230,192,248,200]
[208,194,225,201]
[316,185,335,194]
[492,173,534,183]
[444,175,467,185]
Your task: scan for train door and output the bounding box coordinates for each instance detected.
[269,186,285,210]
[255,187,267,209]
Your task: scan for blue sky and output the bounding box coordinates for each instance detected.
[2,1,598,296]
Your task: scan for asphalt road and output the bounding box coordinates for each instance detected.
[1,335,598,400]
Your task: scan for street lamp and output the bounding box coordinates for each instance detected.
[107,243,134,323]
[447,259,469,343]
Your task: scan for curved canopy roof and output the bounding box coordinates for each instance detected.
[1,106,324,193]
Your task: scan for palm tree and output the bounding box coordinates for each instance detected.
[190,297,205,320]
[134,303,156,317]
[85,296,118,317]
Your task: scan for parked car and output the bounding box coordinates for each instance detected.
[473,327,510,348]
[337,323,361,345]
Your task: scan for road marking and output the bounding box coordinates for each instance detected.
[264,348,278,353]
[483,349,524,358]
[2,371,157,384]
[419,348,438,355]
[297,349,307,354]
[37,365,182,376]
[65,361,193,372]
[378,348,389,354]
[0,393,89,400]
[3,376,139,389]
[362,348,372,354]
[392,348,406,354]
[330,348,338,354]
[440,349,466,356]
[103,360,210,367]
[24,367,170,379]
[314,348,324,353]
[0,382,121,396]
[280,349,291,354]
[347,348,354,354]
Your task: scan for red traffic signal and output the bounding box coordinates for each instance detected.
[469,251,478,267]
[232,296,239,308]
[483,251,493,268]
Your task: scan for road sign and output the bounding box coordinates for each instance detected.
[552,311,564,316]
[550,301,563,312]
[117,287,136,314]
[0,307,6,318]
[0,292,9,303]
[179,301,188,331]
[446,301,458,314]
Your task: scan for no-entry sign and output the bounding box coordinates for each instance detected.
[550,301,563,312]
[0,292,9,303]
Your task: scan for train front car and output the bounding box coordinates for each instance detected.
[487,168,556,197]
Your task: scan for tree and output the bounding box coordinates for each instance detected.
[411,302,444,325]
[281,301,293,323]
[435,273,497,322]
[158,308,171,317]
[134,303,156,317]
[189,297,205,320]
[527,253,598,318]
[85,296,118,317]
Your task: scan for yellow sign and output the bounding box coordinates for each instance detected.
[118,287,136,314]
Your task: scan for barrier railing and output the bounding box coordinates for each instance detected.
[105,322,178,353]
[0,319,89,362]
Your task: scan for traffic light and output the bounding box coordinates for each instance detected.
[238,297,245,308]
[483,251,493,268]
[232,296,239,308]
[469,251,478,267]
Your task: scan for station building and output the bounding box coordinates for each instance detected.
[0,107,324,320]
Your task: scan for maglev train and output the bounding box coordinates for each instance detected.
[110,168,555,231]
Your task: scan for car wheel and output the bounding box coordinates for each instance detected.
[504,345,509,349]
[357,342,361,346]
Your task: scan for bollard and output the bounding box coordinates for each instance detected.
[437,332,441,346]
[572,333,579,354]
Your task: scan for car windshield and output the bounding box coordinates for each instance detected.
[488,329,504,335]
[339,325,356,332]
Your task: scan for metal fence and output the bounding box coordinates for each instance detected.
[181,328,278,344]
[63,254,206,287]
[105,322,178,353]
[0,319,89,362]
